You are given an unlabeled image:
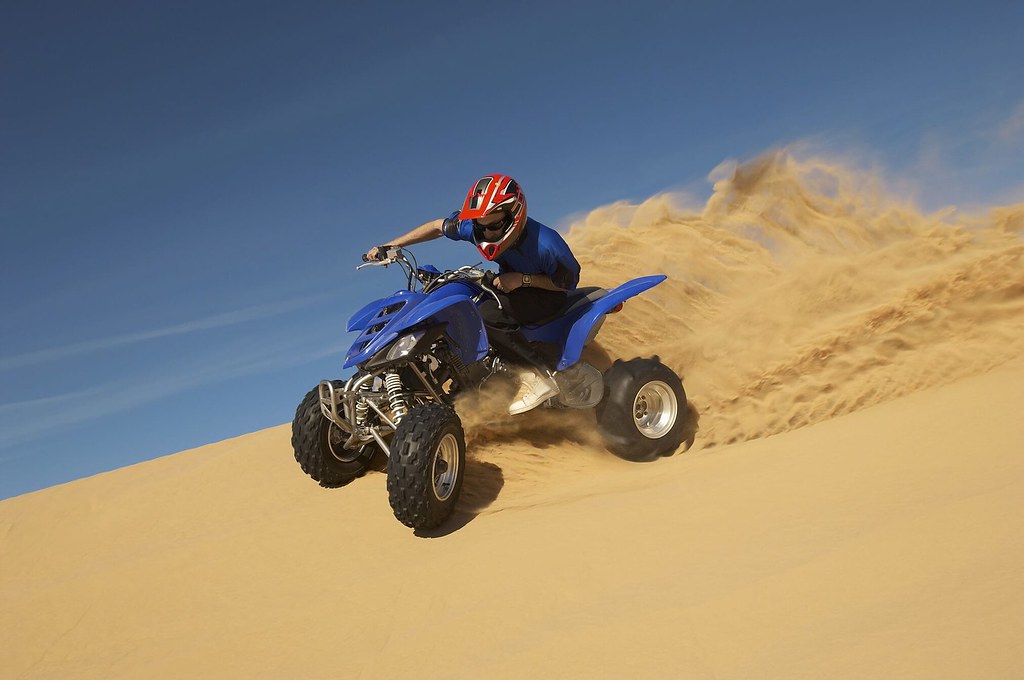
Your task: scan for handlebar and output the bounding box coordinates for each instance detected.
[356,246,503,310]
[476,270,504,310]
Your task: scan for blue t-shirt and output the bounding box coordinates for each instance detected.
[442,213,581,291]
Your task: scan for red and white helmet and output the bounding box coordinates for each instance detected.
[459,174,527,261]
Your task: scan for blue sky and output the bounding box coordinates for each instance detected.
[2,0,1022,498]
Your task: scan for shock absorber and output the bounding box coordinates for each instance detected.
[354,381,371,427]
[345,373,374,428]
[384,371,408,422]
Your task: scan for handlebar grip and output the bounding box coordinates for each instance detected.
[364,244,396,262]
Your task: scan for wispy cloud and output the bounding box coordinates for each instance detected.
[0,293,338,372]
[0,328,348,456]
[997,99,1024,144]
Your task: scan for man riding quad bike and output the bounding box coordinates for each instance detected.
[292,176,689,530]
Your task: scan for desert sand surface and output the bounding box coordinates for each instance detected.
[2,153,1023,678]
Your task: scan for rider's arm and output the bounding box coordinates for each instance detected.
[365,219,444,260]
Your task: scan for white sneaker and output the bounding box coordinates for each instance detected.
[508,369,560,415]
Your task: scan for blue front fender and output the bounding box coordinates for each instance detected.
[347,291,417,332]
[556,275,667,370]
[404,294,489,366]
[342,284,489,369]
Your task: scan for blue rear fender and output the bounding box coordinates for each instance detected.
[555,275,667,371]
[343,282,489,369]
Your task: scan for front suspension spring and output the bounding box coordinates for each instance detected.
[384,371,408,421]
[354,381,371,427]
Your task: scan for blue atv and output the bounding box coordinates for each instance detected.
[291,247,688,530]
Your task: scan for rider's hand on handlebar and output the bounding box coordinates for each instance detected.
[364,245,389,262]
[493,272,522,293]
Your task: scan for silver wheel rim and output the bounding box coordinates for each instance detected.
[431,433,460,501]
[633,381,678,439]
[327,423,360,462]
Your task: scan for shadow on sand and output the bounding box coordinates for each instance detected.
[415,458,505,538]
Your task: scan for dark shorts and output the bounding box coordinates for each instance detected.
[478,288,567,331]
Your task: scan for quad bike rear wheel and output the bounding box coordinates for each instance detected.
[596,357,688,462]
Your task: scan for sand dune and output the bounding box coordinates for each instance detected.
[2,151,1023,678]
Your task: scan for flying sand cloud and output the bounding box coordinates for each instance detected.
[563,149,1024,448]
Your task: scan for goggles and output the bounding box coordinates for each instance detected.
[472,212,513,239]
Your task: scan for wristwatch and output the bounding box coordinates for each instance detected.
[522,274,532,288]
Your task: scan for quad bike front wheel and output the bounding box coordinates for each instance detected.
[387,403,466,530]
[292,382,377,488]
[596,357,688,462]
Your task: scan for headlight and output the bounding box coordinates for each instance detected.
[385,330,426,361]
